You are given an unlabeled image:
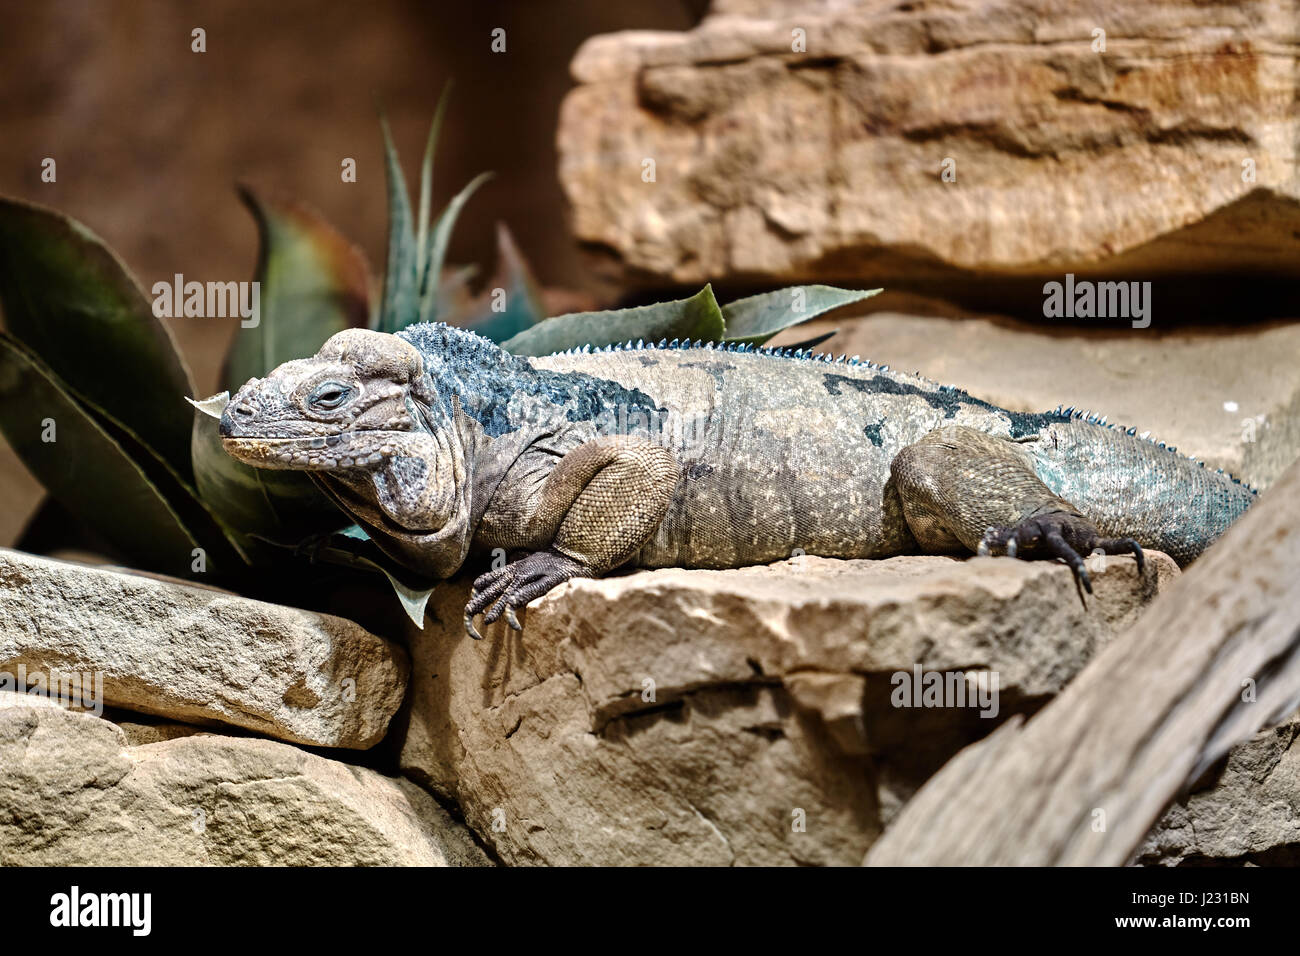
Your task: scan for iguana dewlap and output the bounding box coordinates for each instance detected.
[218,325,1255,638]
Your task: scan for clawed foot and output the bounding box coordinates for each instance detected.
[463,550,589,640]
[977,511,1144,603]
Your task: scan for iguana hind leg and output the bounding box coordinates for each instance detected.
[890,425,1144,595]
[465,436,681,639]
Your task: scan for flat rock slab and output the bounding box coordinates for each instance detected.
[770,312,1300,488]
[558,0,1300,285]
[1140,717,1300,866]
[0,700,488,866]
[399,552,1177,865]
[0,548,408,749]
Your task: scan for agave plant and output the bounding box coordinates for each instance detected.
[0,90,880,622]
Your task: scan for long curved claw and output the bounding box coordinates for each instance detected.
[1045,529,1091,602]
[1096,536,1145,575]
[460,550,587,641]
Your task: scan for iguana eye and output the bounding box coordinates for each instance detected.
[309,382,352,410]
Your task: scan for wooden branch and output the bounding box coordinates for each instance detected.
[865,458,1300,866]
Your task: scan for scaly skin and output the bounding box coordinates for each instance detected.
[218,324,1256,637]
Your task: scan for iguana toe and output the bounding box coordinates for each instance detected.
[464,550,588,640]
[978,512,1145,603]
[1096,536,1145,574]
[464,565,515,639]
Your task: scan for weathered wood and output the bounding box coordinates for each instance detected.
[865,459,1300,866]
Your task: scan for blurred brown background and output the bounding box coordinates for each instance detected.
[0,0,698,541]
[0,0,701,393]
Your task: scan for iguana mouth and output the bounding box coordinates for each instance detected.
[222,430,413,468]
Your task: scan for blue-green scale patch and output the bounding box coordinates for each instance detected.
[400,323,666,438]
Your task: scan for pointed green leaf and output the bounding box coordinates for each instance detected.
[335,523,372,543]
[417,172,494,326]
[375,116,419,333]
[0,333,200,574]
[223,188,372,393]
[186,393,228,419]
[721,285,882,345]
[314,526,432,626]
[97,404,248,571]
[251,522,431,625]
[502,284,726,357]
[415,83,454,295]
[378,566,433,628]
[210,190,370,545]
[0,196,196,478]
[0,199,246,574]
[444,223,546,342]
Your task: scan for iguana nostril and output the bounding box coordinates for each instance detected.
[233,402,256,419]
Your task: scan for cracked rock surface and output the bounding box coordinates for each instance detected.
[1140,717,1300,866]
[0,548,409,749]
[558,0,1300,285]
[398,552,1176,865]
[0,696,488,866]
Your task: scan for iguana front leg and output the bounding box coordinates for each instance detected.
[464,436,681,639]
[891,425,1144,595]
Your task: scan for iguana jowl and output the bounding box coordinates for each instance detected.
[218,324,1255,638]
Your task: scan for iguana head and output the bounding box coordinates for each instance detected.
[219,327,489,578]
[219,328,434,471]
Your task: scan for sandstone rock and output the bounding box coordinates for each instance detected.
[769,311,1300,488]
[1139,718,1300,866]
[0,688,66,711]
[0,548,408,749]
[863,452,1300,866]
[111,718,215,747]
[0,701,489,866]
[559,0,1300,285]
[2,688,228,745]
[399,552,1177,865]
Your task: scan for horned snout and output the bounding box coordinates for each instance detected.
[219,380,264,438]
